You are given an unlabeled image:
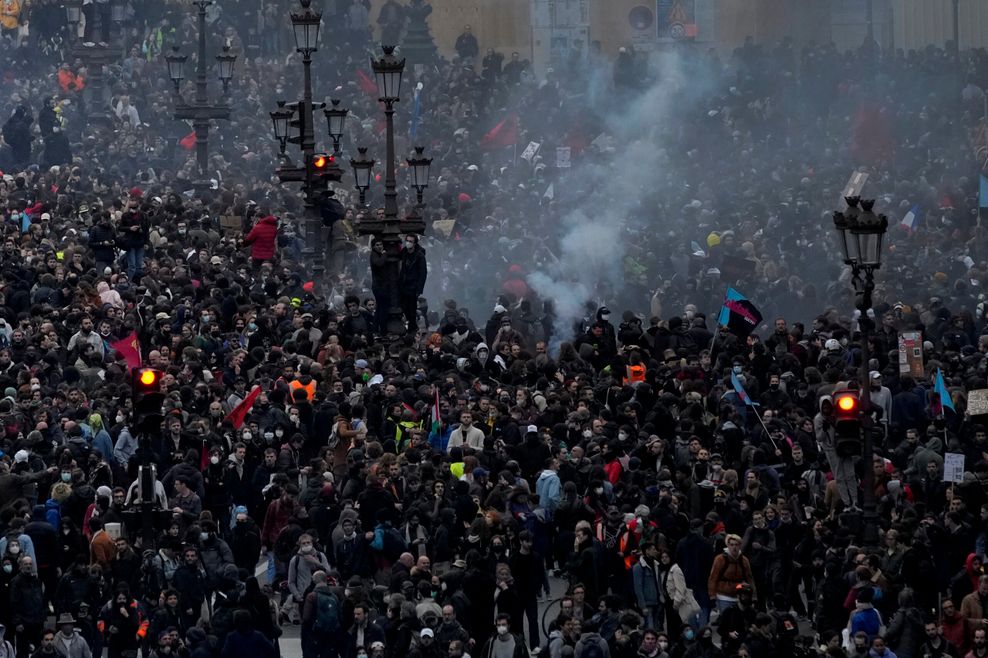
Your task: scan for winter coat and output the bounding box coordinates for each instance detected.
[535,469,561,514]
[632,558,662,608]
[665,563,701,623]
[885,605,925,658]
[244,215,278,261]
[10,572,45,625]
[398,246,427,297]
[287,549,331,601]
[53,632,93,658]
[199,537,235,588]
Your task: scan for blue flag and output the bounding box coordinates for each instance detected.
[980,175,988,208]
[731,371,759,407]
[934,368,955,413]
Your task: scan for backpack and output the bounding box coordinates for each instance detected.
[274,526,298,563]
[313,589,341,634]
[328,420,341,449]
[581,640,604,658]
[380,525,406,561]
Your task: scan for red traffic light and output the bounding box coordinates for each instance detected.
[312,153,333,169]
[837,395,856,412]
[134,367,163,392]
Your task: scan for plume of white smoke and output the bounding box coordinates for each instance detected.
[528,52,691,352]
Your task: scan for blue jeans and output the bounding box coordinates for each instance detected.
[716,598,737,613]
[126,247,145,278]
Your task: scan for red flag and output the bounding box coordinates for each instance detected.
[225,385,261,429]
[179,132,196,150]
[851,102,893,165]
[200,439,209,471]
[481,114,518,149]
[356,68,378,98]
[110,331,141,369]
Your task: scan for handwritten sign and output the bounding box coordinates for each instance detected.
[556,147,571,169]
[969,389,988,416]
[944,452,965,483]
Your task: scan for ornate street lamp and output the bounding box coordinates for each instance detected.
[349,147,375,206]
[407,146,432,205]
[323,99,348,155]
[831,195,889,552]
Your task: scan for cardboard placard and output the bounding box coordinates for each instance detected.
[520,141,541,162]
[556,146,571,168]
[432,219,456,238]
[839,171,868,208]
[944,452,965,483]
[220,215,242,234]
[898,331,924,377]
[968,389,988,416]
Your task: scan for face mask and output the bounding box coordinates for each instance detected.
[582,430,592,439]
[178,229,186,235]
[242,432,252,441]
[405,241,414,250]
[618,432,628,441]
[201,316,210,324]
[301,545,314,554]
[657,641,668,651]
[210,456,220,465]
[683,629,695,641]
[594,487,603,495]
[61,473,72,482]
[247,323,257,332]
[264,432,274,441]
[2,564,10,573]
[9,546,20,555]
[733,365,743,374]
[344,588,352,597]
[275,429,284,438]
[496,625,508,636]
[200,533,209,542]
[601,314,610,321]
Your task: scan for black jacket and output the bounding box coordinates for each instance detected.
[398,246,427,297]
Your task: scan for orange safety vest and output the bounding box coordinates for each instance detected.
[624,364,646,386]
[289,379,316,403]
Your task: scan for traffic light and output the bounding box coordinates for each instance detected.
[309,152,334,191]
[833,390,862,457]
[132,367,165,435]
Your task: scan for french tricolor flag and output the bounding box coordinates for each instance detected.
[901,204,919,231]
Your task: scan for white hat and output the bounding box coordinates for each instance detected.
[825,338,840,351]
[420,628,434,638]
[14,450,28,463]
[96,485,112,498]
[526,424,538,434]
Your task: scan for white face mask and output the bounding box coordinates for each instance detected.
[657,641,668,651]
[242,432,252,441]
[7,546,18,555]
[496,625,509,636]
[210,456,220,465]
[116,414,125,424]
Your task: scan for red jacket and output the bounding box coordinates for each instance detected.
[244,215,278,260]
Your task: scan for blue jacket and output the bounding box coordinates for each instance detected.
[535,469,561,514]
[851,605,883,641]
[631,558,661,608]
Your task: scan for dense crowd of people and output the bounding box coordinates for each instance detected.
[2,1,988,658]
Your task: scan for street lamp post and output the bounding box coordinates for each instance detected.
[270,0,347,281]
[355,45,432,337]
[833,196,889,551]
[64,0,125,125]
[165,0,236,191]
